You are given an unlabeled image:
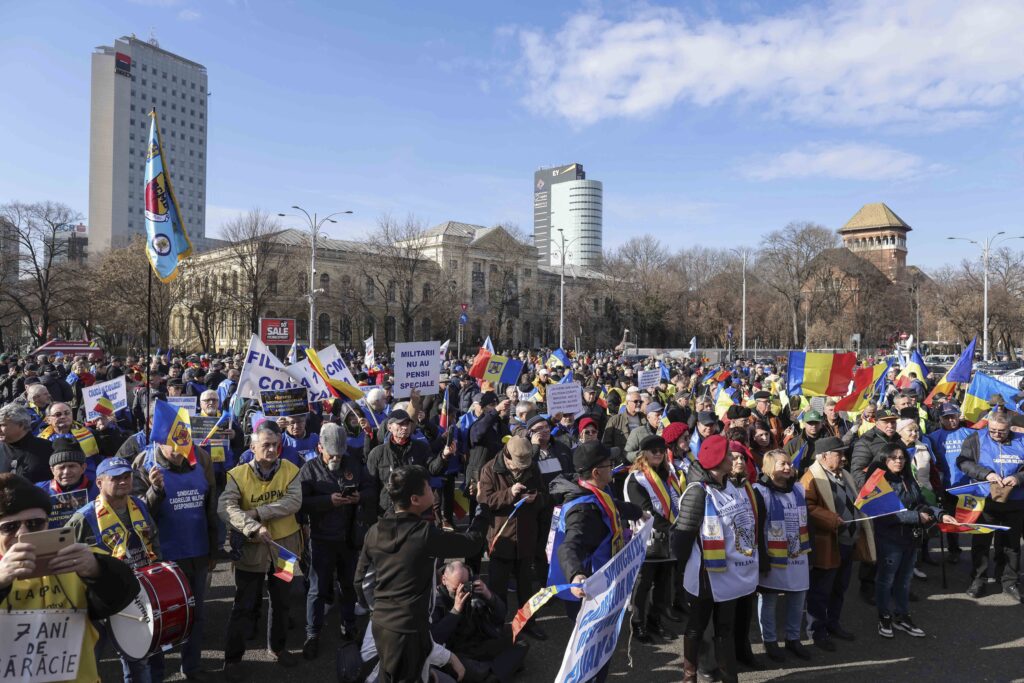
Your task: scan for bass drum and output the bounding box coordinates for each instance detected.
[109,561,195,660]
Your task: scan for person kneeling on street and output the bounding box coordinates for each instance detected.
[430,560,528,683]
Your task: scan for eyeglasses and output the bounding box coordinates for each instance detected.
[0,518,48,536]
[629,400,643,405]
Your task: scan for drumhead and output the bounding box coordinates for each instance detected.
[110,582,156,660]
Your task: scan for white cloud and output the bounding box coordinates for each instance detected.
[741,142,944,181]
[515,1,1024,127]
[177,8,201,21]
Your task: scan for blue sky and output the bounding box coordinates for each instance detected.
[3,0,1024,268]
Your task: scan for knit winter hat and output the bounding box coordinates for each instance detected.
[49,438,86,468]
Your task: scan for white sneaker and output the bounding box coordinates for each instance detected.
[912,567,927,580]
[893,614,925,638]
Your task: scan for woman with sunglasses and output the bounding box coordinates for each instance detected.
[870,445,956,639]
[0,472,139,683]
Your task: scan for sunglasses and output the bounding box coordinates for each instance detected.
[0,518,48,536]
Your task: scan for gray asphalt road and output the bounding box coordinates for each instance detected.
[99,552,1024,682]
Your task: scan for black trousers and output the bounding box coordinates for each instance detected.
[732,592,756,655]
[372,623,432,683]
[971,508,1024,589]
[225,567,291,662]
[684,593,737,641]
[630,560,673,625]
[487,556,535,611]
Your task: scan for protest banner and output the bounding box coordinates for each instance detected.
[0,609,87,682]
[283,359,332,402]
[393,341,441,398]
[316,345,365,399]
[192,415,230,463]
[83,375,127,421]
[364,336,375,367]
[555,517,653,683]
[238,335,296,399]
[47,488,90,529]
[546,381,584,417]
[167,395,197,415]
[260,387,310,417]
[637,369,660,390]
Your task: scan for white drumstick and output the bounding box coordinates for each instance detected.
[111,613,147,622]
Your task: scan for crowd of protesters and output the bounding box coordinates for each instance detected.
[1,343,1022,683]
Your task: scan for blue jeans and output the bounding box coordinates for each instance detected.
[306,537,357,639]
[875,538,916,618]
[149,558,210,680]
[757,590,807,643]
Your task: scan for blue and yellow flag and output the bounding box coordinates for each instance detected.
[546,348,570,369]
[151,399,196,465]
[144,110,192,283]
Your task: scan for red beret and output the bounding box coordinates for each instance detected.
[698,434,729,470]
[661,421,689,446]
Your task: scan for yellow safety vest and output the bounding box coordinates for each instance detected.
[228,460,301,540]
[0,573,101,682]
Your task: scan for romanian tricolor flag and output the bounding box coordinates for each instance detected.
[938,493,1004,534]
[439,387,449,430]
[894,350,929,389]
[469,349,523,385]
[961,372,1019,423]
[94,392,115,418]
[511,583,579,642]
[835,361,888,413]
[453,487,471,520]
[786,351,857,397]
[151,399,196,465]
[854,469,906,518]
[272,544,298,582]
[596,385,608,410]
[704,369,731,385]
[305,347,364,401]
[924,338,976,406]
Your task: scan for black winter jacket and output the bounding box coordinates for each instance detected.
[299,454,377,544]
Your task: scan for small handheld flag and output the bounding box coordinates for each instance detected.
[488,498,529,555]
[94,392,116,418]
[151,399,197,465]
[271,543,299,582]
[853,469,906,518]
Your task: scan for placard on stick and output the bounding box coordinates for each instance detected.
[260,387,310,417]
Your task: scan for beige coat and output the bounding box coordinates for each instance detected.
[217,461,303,574]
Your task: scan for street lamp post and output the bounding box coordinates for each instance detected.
[947,232,1024,362]
[279,207,353,349]
[555,229,580,350]
[731,248,750,357]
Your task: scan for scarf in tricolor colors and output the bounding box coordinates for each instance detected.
[765,486,810,569]
[510,582,581,642]
[39,425,99,457]
[94,497,156,563]
[578,479,625,555]
[634,465,680,523]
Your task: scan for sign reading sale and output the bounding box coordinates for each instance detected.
[259,317,296,346]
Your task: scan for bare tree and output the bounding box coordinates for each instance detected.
[361,215,441,347]
[0,202,85,344]
[219,209,288,335]
[757,221,838,347]
[480,225,533,348]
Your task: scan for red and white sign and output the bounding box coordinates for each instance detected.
[259,318,296,345]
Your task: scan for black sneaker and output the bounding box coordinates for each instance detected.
[785,639,812,660]
[1007,584,1023,603]
[893,615,925,637]
[270,649,299,668]
[827,624,856,641]
[967,580,985,599]
[764,642,786,662]
[302,637,319,660]
[878,615,894,639]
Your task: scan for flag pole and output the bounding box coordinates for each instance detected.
[145,263,153,442]
[939,527,947,589]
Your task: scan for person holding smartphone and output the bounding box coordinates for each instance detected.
[298,423,375,660]
[0,472,139,683]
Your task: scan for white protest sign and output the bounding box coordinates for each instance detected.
[0,609,87,682]
[167,396,197,415]
[556,517,653,683]
[237,334,296,399]
[545,381,584,417]
[83,375,127,421]
[637,369,660,390]
[283,360,332,402]
[393,341,440,398]
[364,336,375,367]
[316,345,365,398]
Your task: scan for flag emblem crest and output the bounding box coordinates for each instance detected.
[170,422,191,448]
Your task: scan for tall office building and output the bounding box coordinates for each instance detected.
[533,163,603,268]
[89,35,211,255]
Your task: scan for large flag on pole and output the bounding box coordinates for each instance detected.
[925,337,977,406]
[894,350,929,389]
[143,109,192,283]
[786,351,857,397]
[835,361,888,413]
[961,372,1019,422]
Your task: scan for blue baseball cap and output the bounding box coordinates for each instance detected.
[96,457,132,478]
[940,403,960,417]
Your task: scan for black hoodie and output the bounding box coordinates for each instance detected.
[355,507,488,634]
